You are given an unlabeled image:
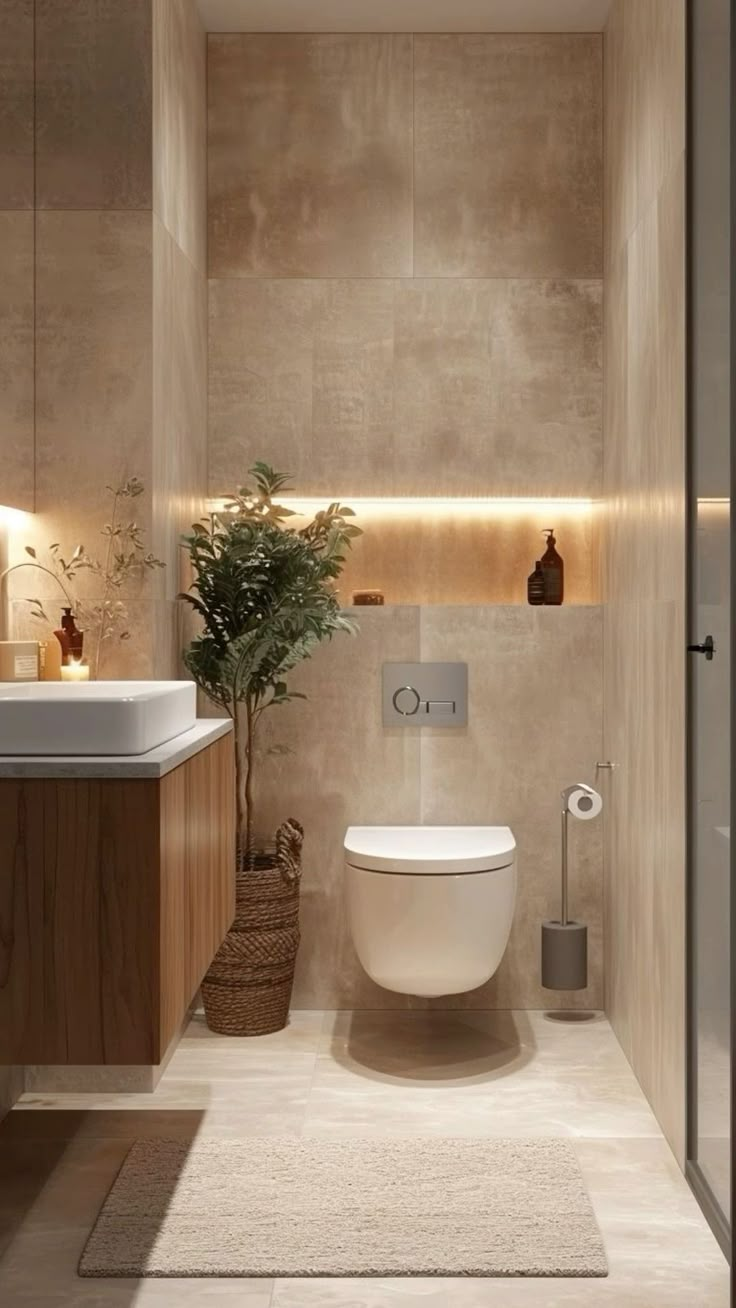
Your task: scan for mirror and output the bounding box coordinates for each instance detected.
[0,0,35,512]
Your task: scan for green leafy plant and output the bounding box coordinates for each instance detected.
[181,462,361,857]
[2,478,164,677]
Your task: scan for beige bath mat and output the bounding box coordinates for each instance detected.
[79,1136,608,1278]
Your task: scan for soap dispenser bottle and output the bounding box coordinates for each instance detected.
[540,529,564,605]
[54,607,84,665]
[527,561,545,605]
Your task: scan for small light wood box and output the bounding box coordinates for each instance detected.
[0,641,39,681]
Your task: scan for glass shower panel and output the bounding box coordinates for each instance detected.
[689,0,732,1233]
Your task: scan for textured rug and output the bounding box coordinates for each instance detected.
[79,1137,608,1278]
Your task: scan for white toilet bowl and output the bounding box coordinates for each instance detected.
[344,825,516,997]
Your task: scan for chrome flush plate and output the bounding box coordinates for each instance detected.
[382,662,468,728]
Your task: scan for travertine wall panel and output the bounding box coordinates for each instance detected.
[602,0,687,1163]
[413,35,602,278]
[0,212,34,511]
[0,0,34,209]
[35,0,152,209]
[208,34,413,278]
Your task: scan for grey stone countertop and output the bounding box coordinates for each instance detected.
[0,718,233,779]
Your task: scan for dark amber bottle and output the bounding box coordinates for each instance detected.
[527,561,545,605]
[54,607,84,664]
[540,529,564,605]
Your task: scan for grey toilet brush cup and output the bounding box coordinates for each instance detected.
[542,782,602,992]
[542,919,588,991]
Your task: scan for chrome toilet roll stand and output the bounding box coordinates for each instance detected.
[541,782,603,992]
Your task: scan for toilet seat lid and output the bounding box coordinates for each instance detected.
[344,825,515,875]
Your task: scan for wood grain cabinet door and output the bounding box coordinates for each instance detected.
[0,735,235,1066]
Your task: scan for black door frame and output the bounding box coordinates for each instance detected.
[684,0,735,1282]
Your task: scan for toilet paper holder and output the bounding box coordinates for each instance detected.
[542,781,603,992]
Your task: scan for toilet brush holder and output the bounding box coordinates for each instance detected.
[542,919,588,991]
[541,784,601,992]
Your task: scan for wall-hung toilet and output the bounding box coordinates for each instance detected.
[344,826,516,997]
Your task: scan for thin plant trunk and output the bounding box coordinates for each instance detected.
[234,697,256,859]
[93,488,120,680]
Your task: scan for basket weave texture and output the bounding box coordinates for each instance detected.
[202,818,303,1037]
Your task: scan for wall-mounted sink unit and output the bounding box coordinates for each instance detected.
[0,681,197,756]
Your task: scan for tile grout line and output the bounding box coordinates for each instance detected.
[300,1011,330,1135]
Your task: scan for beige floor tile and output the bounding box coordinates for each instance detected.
[306,1011,659,1138]
[0,1012,726,1308]
[183,1008,326,1055]
[303,1063,661,1139]
[0,1136,274,1305]
[16,1055,315,1139]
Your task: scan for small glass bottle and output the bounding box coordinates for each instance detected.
[527,561,545,605]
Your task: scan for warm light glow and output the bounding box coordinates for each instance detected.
[60,659,90,683]
[206,496,596,520]
[0,505,34,530]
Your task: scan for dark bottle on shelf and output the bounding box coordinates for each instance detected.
[540,529,564,605]
[527,561,545,605]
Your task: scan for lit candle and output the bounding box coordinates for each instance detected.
[60,659,90,683]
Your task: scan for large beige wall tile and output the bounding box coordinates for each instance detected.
[311,281,395,489]
[414,35,602,278]
[35,0,152,209]
[153,0,207,273]
[256,608,421,1009]
[0,0,33,208]
[207,34,413,278]
[27,212,153,628]
[394,279,602,495]
[153,217,207,672]
[603,0,686,1163]
[208,279,314,493]
[420,606,603,1010]
[208,279,395,495]
[0,211,34,511]
[209,277,602,498]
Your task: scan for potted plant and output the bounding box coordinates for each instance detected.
[180,463,360,1035]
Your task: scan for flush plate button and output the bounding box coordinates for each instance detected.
[383,663,468,728]
[392,686,422,716]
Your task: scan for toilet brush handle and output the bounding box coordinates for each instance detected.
[561,807,569,927]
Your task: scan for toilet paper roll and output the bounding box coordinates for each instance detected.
[567,784,603,821]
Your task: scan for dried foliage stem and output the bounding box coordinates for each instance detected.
[10,478,164,676]
[93,484,121,680]
[0,562,74,611]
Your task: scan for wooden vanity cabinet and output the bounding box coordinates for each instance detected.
[0,733,235,1065]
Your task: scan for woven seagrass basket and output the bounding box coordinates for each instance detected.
[202,818,304,1037]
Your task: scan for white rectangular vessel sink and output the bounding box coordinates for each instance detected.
[0,681,197,756]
